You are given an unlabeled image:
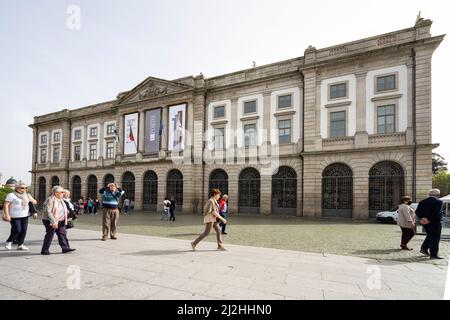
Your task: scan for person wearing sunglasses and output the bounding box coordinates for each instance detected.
[3,182,37,250]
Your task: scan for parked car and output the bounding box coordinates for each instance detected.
[376,203,418,224]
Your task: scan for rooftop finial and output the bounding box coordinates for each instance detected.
[252,61,256,68]
[416,11,423,24]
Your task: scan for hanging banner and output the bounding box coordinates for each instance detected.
[145,108,161,154]
[168,104,186,151]
[124,113,138,155]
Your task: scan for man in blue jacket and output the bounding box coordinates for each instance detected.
[99,183,125,241]
[415,189,444,259]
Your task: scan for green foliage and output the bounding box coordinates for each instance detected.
[0,187,14,204]
[432,171,450,197]
[432,153,448,175]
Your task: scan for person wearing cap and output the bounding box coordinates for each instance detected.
[99,183,125,241]
[218,194,229,235]
[3,182,37,250]
[41,186,76,255]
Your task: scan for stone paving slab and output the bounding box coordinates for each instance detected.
[0,223,447,300]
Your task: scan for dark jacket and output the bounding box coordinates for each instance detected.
[169,201,176,211]
[415,196,444,222]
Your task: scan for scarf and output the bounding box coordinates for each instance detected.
[14,191,29,210]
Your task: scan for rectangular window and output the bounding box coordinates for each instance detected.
[40,148,47,163]
[278,94,292,109]
[106,124,115,135]
[40,135,47,144]
[90,127,97,138]
[244,124,257,147]
[89,144,97,160]
[53,147,60,162]
[213,106,225,119]
[53,132,61,143]
[330,83,347,100]
[377,105,395,134]
[74,145,81,161]
[278,119,291,144]
[244,100,257,114]
[74,130,82,140]
[106,142,114,159]
[376,74,396,92]
[214,128,224,150]
[330,111,346,138]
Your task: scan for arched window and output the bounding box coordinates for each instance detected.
[38,177,46,205]
[369,161,404,217]
[103,174,115,187]
[143,171,158,211]
[87,175,98,200]
[72,176,82,201]
[272,166,297,215]
[122,172,136,201]
[167,169,183,205]
[238,168,260,214]
[209,169,228,196]
[51,176,60,188]
[322,163,353,218]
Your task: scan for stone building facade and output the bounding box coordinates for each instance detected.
[30,18,444,219]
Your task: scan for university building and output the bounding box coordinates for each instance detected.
[30,18,444,218]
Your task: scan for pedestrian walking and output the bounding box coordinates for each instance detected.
[218,194,229,235]
[397,196,416,250]
[99,183,125,241]
[41,186,76,255]
[87,198,94,214]
[191,189,227,251]
[169,198,176,221]
[162,198,171,221]
[415,189,445,259]
[3,182,37,251]
[123,198,130,214]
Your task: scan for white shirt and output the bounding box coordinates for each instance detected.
[164,200,171,208]
[5,193,31,218]
[124,199,130,206]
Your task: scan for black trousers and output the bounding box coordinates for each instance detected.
[6,217,29,246]
[170,209,175,221]
[400,227,415,247]
[41,220,70,253]
[421,221,442,257]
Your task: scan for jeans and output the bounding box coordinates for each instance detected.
[161,208,170,221]
[421,221,442,256]
[219,212,228,233]
[6,217,29,246]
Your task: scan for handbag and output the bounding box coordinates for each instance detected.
[28,202,38,215]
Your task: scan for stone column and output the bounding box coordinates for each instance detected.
[302,69,318,153]
[260,173,271,215]
[354,71,368,149]
[160,107,168,157]
[138,110,145,155]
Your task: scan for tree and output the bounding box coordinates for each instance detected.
[0,187,13,204]
[432,153,448,175]
[432,171,450,197]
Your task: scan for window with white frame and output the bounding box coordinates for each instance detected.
[40,134,47,144]
[74,145,81,161]
[74,129,82,140]
[329,82,347,100]
[213,106,225,119]
[90,127,98,138]
[89,144,97,160]
[53,146,60,162]
[214,128,224,150]
[40,148,47,163]
[244,123,257,147]
[106,124,115,135]
[330,111,346,138]
[106,142,114,159]
[377,105,395,134]
[376,74,396,92]
[278,119,291,144]
[244,100,257,114]
[53,132,61,143]
[277,94,292,109]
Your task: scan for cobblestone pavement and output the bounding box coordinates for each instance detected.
[0,223,447,300]
[29,212,450,266]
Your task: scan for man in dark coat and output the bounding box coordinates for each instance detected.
[415,189,444,259]
[169,198,176,221]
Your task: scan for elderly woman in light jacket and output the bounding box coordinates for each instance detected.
[41,186,76,255]
[191,189,227,251]
[397,196,416,250]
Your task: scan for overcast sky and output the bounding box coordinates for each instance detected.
[0,0,448,185]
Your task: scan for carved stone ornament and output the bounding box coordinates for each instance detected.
[139,81,168,100]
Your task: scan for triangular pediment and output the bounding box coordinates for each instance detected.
[116,76,193,104]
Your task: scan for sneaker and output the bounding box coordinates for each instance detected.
[5,242,12,250]
[217,245,227,251]
[110,236,117,240]
[17,245,29,251]
[190,242,196,251]
[41,251,50,255]
[62,248,76,254]
[101,236,107,241]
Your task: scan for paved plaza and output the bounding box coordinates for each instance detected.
[0,222,447,300]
